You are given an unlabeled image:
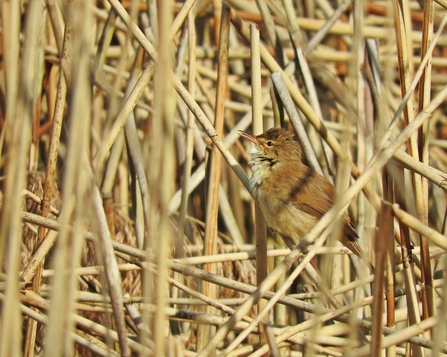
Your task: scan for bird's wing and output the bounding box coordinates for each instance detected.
[288,168,358,239]
[285,167,373,269]
[288,170,335,218]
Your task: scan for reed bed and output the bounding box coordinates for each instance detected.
[1,0,447,356]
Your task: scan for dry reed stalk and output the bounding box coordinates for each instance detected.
[196,217,357,355]
[177,8,198,259]
[418,0,436,331]
[3,0,447,356]
[370,204,393,356]
[170,9,198,343]
[393,7,431,343]
[0,0,35,354]
[250,23,269,346]
[15,298,121,357]
[271,72,323,174]
[146,0,176,356]
[197,3,231,352]
[24,2,67,351]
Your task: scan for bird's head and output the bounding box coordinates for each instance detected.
[238,127,302,166]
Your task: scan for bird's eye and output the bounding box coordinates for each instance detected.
[265,140,274,147]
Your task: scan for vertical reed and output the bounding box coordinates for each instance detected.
[1,1,447,356]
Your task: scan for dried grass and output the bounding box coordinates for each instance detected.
[1,0,447,356]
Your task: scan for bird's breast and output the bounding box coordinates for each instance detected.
[248,161,272,198]
[249,171,318,242]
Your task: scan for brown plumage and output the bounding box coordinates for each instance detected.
[239,127,365,259]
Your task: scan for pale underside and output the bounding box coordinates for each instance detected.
[249,157,319,245]
[257,190,318,244]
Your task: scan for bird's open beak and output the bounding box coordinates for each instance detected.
[237,130,257,144]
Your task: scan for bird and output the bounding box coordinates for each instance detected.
[238,127,366,260]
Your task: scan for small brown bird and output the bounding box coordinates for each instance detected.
[239,127,365,259]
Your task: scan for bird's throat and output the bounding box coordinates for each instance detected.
[248,157,279,198]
